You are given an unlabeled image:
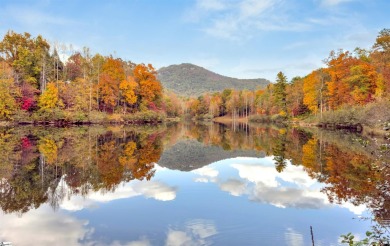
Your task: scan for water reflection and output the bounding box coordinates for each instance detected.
[0,205,92,245]
[166,219,217,246]
[0,122,389,244]
[0,126,165,214]
[194,157,366,214]
[60,179,177,211]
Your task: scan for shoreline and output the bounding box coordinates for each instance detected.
[212,115,389,138]
[213,115,249,124]
[2,117,389,139]
[0,118,180,127]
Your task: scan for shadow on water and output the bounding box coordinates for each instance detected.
[0,122,389,229]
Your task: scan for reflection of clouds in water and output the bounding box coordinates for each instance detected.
[192,157,366,215]
[194,177,210,183]
[110,238,151,246]
[166,231,194,246]
[232,159,316,188]
[166,219,217,246]
[340,202,366,215]
[192,166,219,183]
[219,179,246,196]
[192,166,219,177]
[105,220,217,246]
[133,181,177,201]
[0,205,92,246]
[285,228,304,246]
[60,179,176,211]
[231,162,366,213]
[251,182,327,209]
[276,165,317,188]
[232,163,279,187]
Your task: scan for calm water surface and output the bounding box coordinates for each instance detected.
[0,123,389,245]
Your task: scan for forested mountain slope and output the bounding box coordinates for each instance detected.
[157,63,270,96]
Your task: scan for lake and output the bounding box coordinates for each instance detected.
[0,122,389,245]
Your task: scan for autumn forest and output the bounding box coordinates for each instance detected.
[0,29,389,128]
[1,26,390,245]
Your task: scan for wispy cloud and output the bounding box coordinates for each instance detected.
[166,219,217,246]
[197,0,227,11]
[2,5,78,27]
[188,0,310,41]
[321,0,355,7]
[60,179,177,211]
[239,0,277,18]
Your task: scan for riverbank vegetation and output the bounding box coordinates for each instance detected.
[1,29,389,132]
[0,31,182,125]
[184,29,390,133]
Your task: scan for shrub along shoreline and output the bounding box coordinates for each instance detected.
[2,100,389,141]
[3,110,168,126]
[247,99,390,137]
[302,99,390,136]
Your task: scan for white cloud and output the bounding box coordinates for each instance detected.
[204,16,241,41]
[239,0,277,18]
[110,238,152,246]
[2,5,77,27]
[192,166,219,183]
[285,228,304,246]
[194,177,211,183]
[199,157,367,215]
[133,181,177,201]
[219,179,247,196]
[166,219,217,246]
[250,181,328,209]
[232,162,279,187]
[0,205,92,246]
[166,231,194,246]
[192,166,219,178]
[188,0,309,41]
[341,202,367,215]
[60,179,177,211]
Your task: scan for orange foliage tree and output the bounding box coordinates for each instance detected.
[98,57,125,111]
[132,64,162,111]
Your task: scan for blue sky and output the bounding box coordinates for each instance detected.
[0,0,389,81]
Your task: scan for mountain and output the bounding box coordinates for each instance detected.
[158,139,265,171]
[157,63,270,97]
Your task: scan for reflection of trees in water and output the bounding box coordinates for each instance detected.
[272,129,287,173]
[0,127,164,214]
[181,123,390,226]
[0,123,389,225]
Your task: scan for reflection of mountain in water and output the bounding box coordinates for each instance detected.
[0,123,389,225]
[158,139,265,171]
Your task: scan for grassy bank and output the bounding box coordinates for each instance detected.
[8,109,168,126]
[213,115,249,124]
[303,100,390,137]
[248,114,287,124]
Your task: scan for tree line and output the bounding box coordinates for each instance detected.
[1,29,389,123]
[0,30,182,122]
[186,29,390,122]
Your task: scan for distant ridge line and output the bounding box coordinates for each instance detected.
[157,63,270,96]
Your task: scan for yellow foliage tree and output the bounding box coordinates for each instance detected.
[38,82,63,110]
[303,70,328,114]
[38,137,58,165]
[120,76,138,108]
[119,141,137,169]
[0,65,18,119]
